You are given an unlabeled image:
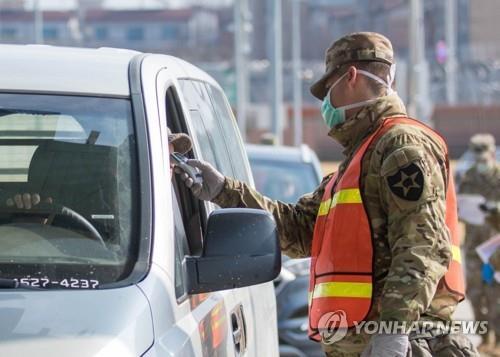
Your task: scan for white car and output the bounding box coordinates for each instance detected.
[0,45,280,357]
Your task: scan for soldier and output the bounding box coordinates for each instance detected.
[459,134,500,354]
[176,32,476,356]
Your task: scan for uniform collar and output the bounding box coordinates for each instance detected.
[328,93,407,157]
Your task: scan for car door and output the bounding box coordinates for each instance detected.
[153,66,248,357]
[175,77,255,356]
[202,82,279,357]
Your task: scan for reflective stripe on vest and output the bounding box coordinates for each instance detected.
[318,188,362,216]
[307,117,465,342]
[452,245,462,264]
[308,282,372,302]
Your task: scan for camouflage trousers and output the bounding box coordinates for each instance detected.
[323,332,479,357]
[466,258,500,337]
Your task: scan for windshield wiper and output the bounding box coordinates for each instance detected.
[0,278,45,290]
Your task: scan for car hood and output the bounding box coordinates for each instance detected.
[0,286,153,357]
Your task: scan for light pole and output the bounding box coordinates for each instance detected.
[34,0,44,44]
[267,0,283,145]
[234,0,251,142]
[408,0,431,122]
[291,0,302,147]
[445,0,458,104]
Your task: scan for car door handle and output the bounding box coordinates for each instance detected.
[231,304,247,355]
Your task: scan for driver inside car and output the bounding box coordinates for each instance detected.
[167,127,192,170]
[6,193,52,210]
[4,127,192,212]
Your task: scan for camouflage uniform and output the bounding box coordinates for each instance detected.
[213,32,476,356]
[491,249,500,272]
[459,157,500,342]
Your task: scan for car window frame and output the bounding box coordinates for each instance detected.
[162,83,209,303]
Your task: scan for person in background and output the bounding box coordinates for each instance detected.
[177,32,476,356]
[459,133,500,354]
[5,128,192,210]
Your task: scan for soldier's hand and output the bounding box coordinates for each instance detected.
[175,159,225,201]
[6,193,52,209]
[361,333,409,357]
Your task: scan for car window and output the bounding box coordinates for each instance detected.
[178,79,234,177]
[205,84,251,183]
[165,85,206,299]
[188,110,218,165]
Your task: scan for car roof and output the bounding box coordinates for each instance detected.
[0,44,223,98]
[0,44,141,97]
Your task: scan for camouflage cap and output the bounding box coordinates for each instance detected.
[469,133,496,158]
[167,127,192,155]
[310,32,394,100]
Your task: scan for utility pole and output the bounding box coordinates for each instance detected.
[267,0,283,145]
[408,0,431,122]
[291,0,302,146]
[445,0,458,104]
[34,0,44,44]
[234,0,251,141]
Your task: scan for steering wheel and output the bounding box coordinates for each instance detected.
[0,201,106,248]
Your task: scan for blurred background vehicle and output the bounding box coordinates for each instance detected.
[455,145,500,187]
[246,143,322,202]
[246,143,324,357]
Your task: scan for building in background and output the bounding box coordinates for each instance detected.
[0,4,228,60]
[0,0,499,159]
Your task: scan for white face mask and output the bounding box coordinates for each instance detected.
[321,66,396,129]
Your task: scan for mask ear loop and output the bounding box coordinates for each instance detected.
[324,71,349,103]
[388,63,397,87]
[357,66,396,96]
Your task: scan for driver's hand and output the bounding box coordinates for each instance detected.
[6,193,52,209]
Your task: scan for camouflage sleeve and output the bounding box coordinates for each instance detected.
[377,137,452,324]
[212,174,333,258]
[490,248,500,271]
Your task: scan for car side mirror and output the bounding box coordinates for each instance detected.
[184,208,281,294]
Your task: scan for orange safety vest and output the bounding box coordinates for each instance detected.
[308,117,465,342]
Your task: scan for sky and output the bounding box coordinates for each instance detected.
[23,0,232,10]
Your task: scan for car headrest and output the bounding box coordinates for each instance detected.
[28,141,118,213]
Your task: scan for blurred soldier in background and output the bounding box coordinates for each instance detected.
[177,32,476,356]
[459,134,500,354]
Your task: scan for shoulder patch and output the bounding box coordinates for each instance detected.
[386,163,424,201]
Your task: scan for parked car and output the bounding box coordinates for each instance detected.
[246,144,322,203]
[0,44,281,357]
[246,144,324,357]
[454,146,500,188]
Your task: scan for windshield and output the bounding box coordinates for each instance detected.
[0,93,139,289]
[249,159,319,203]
